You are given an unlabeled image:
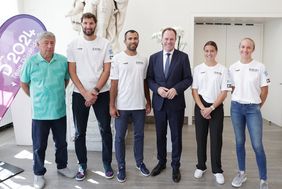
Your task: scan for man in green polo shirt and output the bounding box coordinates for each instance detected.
[21,31,75,189]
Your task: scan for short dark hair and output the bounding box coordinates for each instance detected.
[81,12,97,23]
[203,41,218,51]
[124,30,139,40]
[162,27,177,38]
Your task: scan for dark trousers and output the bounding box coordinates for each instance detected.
[153,108,184,169]
[114,110,145,168]
[194,96,224,173]
[72,91,112,169]
[32,116,68,175]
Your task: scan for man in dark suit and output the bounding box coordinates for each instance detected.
[147,27,192,183]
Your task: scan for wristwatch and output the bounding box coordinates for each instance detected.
[94,87,100,93]
[210,105,215,111]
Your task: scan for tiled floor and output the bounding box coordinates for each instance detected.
[0,117,281,189]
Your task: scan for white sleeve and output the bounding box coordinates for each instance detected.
[66,42,75,62]
[191,66,199,89]
[228,66,235,87]
[260,64,271,87]
[144,57,148,79]
[109,55,119,80]
[221,67,232,91]
[104,42,114,63]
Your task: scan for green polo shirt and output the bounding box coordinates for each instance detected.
[21,53,69,120]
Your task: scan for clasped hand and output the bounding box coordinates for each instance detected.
[157,87,177,99]
[200,107,212,119]
[84,90,98,107]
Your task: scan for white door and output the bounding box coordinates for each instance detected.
[225,24,263,67]
[194,25,227,68]
[194,23,263,116]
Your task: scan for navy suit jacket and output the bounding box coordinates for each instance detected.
[147,49,193,111]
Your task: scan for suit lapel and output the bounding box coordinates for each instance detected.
[157,51,165,78]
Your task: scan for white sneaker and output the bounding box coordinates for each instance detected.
[260,180,268,189]
[231,172,247,187]
[58,167,76,178]
[34,175,45,189]
[214,173,225,184]
[194,169,206,179]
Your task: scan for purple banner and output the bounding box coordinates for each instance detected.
[0,14,46,120]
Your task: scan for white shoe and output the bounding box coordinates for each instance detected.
[194,169,206,179]
[260,180,268,189]
[214,173,225,184]
[231,172,247,187]
[34,175,45,189]
[58,167,76,178]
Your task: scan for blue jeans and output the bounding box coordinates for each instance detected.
[72,92,112,170]
[32,116,68,175]
[115,110,145,168]
[231,101,267,180]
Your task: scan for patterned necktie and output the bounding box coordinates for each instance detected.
[164,53,171,78]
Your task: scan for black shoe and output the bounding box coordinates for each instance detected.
[151,163,166,176]
[172,168,181,183]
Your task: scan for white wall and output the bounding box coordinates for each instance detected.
[261,19,282,126]
[0,0,18,24]
[15,0,282,125]
[122,0,282,57]
[16,0,282,59]
[17,0,78,55]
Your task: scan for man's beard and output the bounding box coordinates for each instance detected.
[83,28,95,36]
[127,43,137,51]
